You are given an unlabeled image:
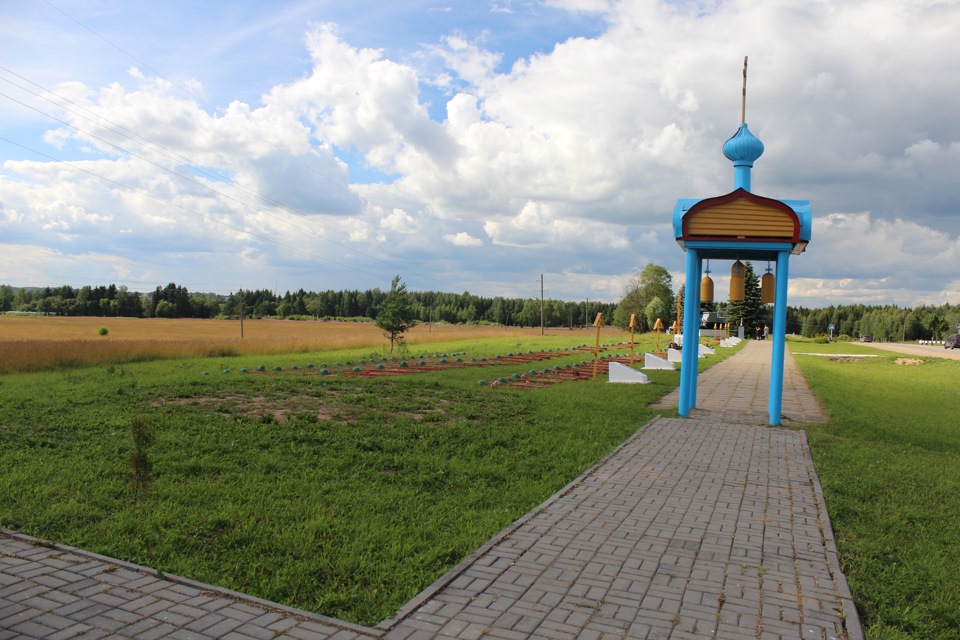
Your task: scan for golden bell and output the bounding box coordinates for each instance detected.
[700,273,714,302]
[761,271,776,304]
[729,261,745,302]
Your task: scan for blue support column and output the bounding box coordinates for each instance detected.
[691,255,703,406]
[679,248,701,417]
[768,250,790,425]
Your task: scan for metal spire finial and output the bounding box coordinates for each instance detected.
[741,56,748,124]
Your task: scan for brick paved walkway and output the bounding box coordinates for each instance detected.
[651,340,828,425]
[1,340,862,639]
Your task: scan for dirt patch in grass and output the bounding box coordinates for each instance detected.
[894,358,924,366]
[152,387,455,425]
[830,357,864,364]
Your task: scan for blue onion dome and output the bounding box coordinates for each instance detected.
[723,122,764,166]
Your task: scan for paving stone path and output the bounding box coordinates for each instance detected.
[1,340,862,639]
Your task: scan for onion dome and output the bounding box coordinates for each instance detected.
[723,123,764,167]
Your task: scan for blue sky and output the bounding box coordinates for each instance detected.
[2,0,960,307]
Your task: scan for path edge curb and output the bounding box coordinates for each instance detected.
[376,415,666,630]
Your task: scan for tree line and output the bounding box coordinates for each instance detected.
[0,283,617,328]
[3,276,957,340]
[609,262,960,341]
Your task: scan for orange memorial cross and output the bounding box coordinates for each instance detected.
[653,317,665,355]
[591,312,604,381]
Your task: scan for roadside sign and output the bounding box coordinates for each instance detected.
[828,323,835,331]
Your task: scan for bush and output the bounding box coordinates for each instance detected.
[129,417,154,495]
[97,326,109,336]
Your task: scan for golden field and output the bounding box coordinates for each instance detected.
[0,316,615,374]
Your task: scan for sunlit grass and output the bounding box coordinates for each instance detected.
[0,331,694,625]
[790,345,960,640]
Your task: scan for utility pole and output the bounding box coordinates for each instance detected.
[540,274,545,336]
[238,289,244,338]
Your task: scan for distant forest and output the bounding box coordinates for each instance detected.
[1,282,957,341]
[0,283,617,329]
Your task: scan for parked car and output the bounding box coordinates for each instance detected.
[860,335,873,343]
[945,334,960,349]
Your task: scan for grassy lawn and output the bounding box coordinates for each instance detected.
[1,331,710,626]
[789,343,960,640]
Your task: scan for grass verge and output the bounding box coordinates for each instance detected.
[789,345,960,639]
[1,332,716,625]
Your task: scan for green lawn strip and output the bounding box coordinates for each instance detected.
[790,350,960,639]
[0,333,736,626]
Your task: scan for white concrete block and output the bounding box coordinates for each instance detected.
[667,348,682,362]
[642,353,676,370]
[608,362,650,384]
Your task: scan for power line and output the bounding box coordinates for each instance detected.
[4,2,523,299]
[0,71,474,291]
[28,2,504,296]
[1,88,471,289]
[0,136,391,281]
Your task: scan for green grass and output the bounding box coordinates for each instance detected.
[789,346,960,639]
[0,333,715,626]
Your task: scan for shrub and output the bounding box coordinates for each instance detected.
[129,417,154,495]
[97,326,109,336]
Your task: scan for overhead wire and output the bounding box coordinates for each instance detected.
[0,87,463,291]
[26,1,500,296]
[0,136,391,283]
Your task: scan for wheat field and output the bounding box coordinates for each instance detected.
[0,316,605,374]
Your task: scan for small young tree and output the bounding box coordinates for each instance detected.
[376,275,415,352]
[129,417,155,496]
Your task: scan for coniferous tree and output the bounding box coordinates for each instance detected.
[376,276,415,352]
[725,262,767,337]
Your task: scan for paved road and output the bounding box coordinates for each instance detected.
[858,341,960,360]
[1,340,862,639]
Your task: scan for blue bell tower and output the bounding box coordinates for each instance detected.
[671,58,811,425]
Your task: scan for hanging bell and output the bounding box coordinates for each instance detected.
[761,270,776,304]
[729,260,745,302]
[700,273,714,302]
